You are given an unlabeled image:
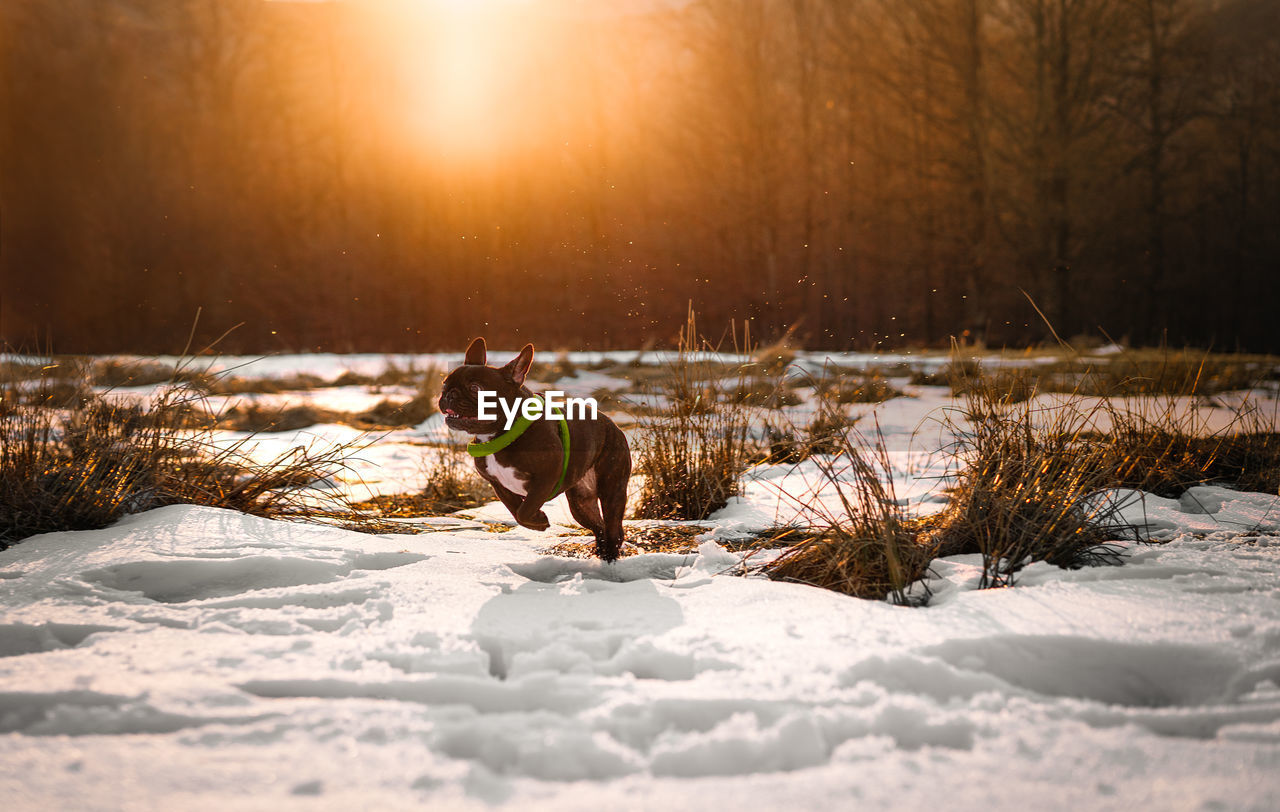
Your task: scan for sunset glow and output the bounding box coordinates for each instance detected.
[5,0,1277,353]
[347,0,614,166]
[362,1,514,161]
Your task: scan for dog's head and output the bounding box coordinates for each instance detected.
[438,337,534,434]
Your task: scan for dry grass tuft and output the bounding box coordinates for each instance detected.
[201,374,327,395]
[352,374,441,428]
[217,403,339,433]
[632,401,754,520]
[918,352,1277,588]
[815,373,904,404]
[632,311,758,520]
[529,351,579,384]
[1057,350,1265,397]
[948,365,1037,403]
[759,416,934,603]
[0,369,365,549]
[1093,396,1280,497]
[545,524,711,558]
[910,348,1272,400]
[929,383,1134,587]
[1,376,94,415]
[89,358,177,387]
[544,523,799,558]
[758,410,857,464]
[331,358,436,388]
[354,442,492,518]
[751,323,801,376]
[588,387,621,411]
[376,359,434,388]
[805,410,856,456]
[726,377,802,409]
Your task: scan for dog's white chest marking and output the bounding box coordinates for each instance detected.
[481,457,529,496]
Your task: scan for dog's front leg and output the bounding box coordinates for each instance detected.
[512,478,560,532]
[487,481,529,523]
[488,479,551,532]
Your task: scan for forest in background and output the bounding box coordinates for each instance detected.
[1,0,1277,355]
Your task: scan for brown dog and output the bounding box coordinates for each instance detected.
[438,338,632,561]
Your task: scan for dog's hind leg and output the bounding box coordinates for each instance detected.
[597,461,630,564]
[565,475,606,537]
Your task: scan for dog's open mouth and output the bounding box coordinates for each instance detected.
[442,409,482,429]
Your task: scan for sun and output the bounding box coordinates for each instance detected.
[358,0,535,164]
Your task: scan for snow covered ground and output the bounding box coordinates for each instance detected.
[2,344,1146,386]
[3,353,1280,810]
[3,503,1279,810]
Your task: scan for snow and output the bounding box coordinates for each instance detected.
[3,494,1280,809]
[5,346,1099,386]
[207,385,419,416]
[1105,485,1280,539]
[97,383,421,417]
[4,355,1280,808]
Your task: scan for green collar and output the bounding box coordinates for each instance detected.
[467,414,535,456]
[467,405,571,497]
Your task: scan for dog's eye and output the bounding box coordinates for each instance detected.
[468,383,481,394]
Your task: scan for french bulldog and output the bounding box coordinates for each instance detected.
[438,337,632,562]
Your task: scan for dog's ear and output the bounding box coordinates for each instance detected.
[464,337,487,366]
[502,344,534,385]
